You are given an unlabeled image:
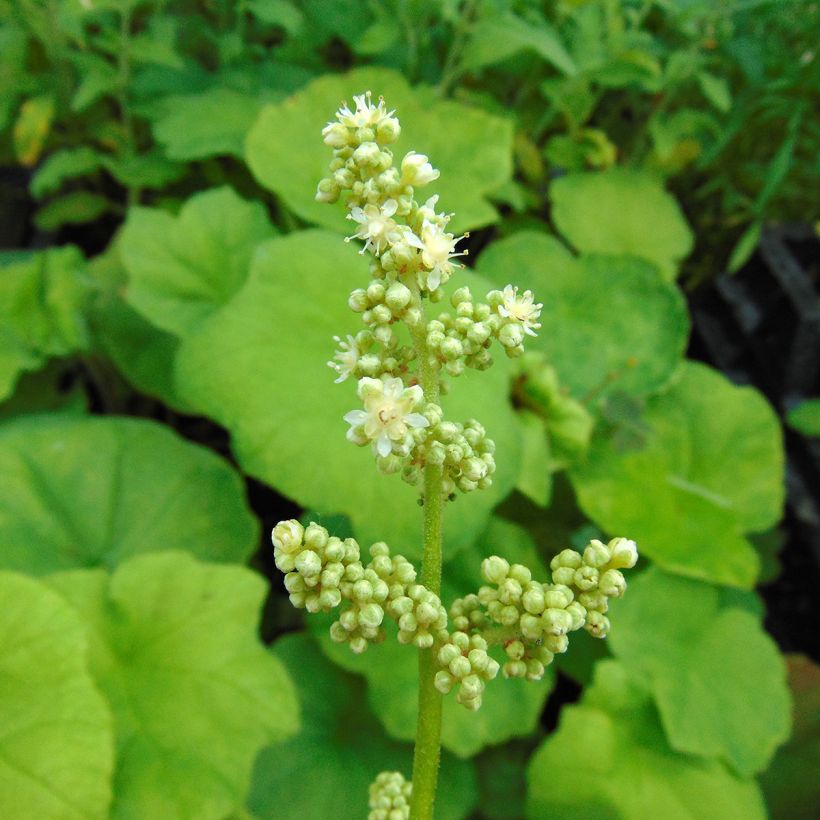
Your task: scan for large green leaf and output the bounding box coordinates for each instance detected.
[0,246,91,401]
[608,567,792,776]
[48,552,299,820]
[550,169,694,280]
[249,633,477,820]
[310,518,555,758]
[152,88,271,160]
[476,232,688,398]
[245,67,513,233]
[570,362,784,588]
[0,571,113,819]
[527,660,767,819]
[120,187,275,337]
[175,230,520,560]
[0,414,258,574]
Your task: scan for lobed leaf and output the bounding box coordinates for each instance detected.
[0,414,258,574]
[48,552,299,820]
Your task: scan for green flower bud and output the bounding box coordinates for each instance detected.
[376,116,401,143]
[385,282,412,311]
[349,288,369,312]
[359,602,385,629]
[608,537,638,569]
[498,323,525,348]
[520,613,543,640]
[505,640,526,660]
[543,633,569,654]
[584,539,611,568]
[295,549,322,578]
[509,564,533,584]
[522,585,546,615]
[272,519,304,552]
[304,522,329,550]
[315,177,340,203]
[550,549,583,571]
[599,568,626,598]
[434,670,453,694]
[353,141,381,166]
[542,608,573,635]
[586,610,611,638]
[441,336,464,360]
[574,565,599,591]
[551,566,576,586]
[544,585,574,609]
[481,556,510,584]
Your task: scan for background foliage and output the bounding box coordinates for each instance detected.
[1,0,818,818]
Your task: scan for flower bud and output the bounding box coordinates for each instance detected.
[608,537,638,569]
[353,141,381,166]
[359,602,385,629]
[348,288,369,312]
[272,519,304,551]
[481,555,510,584]
[498,323,525,348]
[315,177,340,203]
[295,549,322,578]
[584,539,611,568]
[376,116,401,143]
[599,568,626,598]
[401,151,440,185]
[385,282,412,311]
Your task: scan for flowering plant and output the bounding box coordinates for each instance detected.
[270,92,639,819]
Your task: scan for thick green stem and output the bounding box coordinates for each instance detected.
[408,290,444,820]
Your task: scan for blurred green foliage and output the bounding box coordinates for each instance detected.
[0,0,814,817]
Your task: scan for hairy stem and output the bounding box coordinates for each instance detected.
[408,290,444,820]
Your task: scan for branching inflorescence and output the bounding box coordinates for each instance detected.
[271,91,638,819]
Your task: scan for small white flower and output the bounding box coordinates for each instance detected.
[335,91,394,129]
[406,221,467,291]
[347,199,403,255]
[344,377,429,458]
[328,334,360,383]
[497,285,542,336]
[401,151,440,186]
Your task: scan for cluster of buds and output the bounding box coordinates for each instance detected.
[434,631,500,710]
[368,771,412,820]
[549,537,638,637]
[405,417,496,496]
[445,537,638,685]
[272,520,638,707]
[425,285,544,376]
[273,520,447,654]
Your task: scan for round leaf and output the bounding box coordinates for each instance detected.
[476,232,689,398]
[0,414,258,574]
[0,571,113,819]
[608,567,792,775]
[48,552,299,820]
[175,230,521,560]
[550,169,693,280]
[120,187,276,337]
[570,362,784,588]
[527,660,767,820]
[245,67,513,233]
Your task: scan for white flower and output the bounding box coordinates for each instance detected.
[497,285,542,336]
[335,91,394,129]
[347,199,403,255]
[344,377,429,457]
[401,151,440,186]
[406,221,467,291]
[328,334,360,383]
